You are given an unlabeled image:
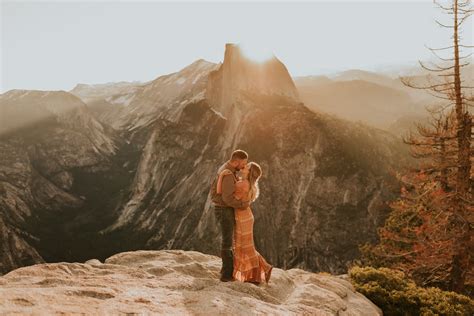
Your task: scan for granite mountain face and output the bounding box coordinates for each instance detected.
[0,90,119,273]
[73,59,219,132]
[0,44,412,275]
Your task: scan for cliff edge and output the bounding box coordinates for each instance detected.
[0,250,381,315]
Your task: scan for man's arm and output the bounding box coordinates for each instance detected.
[221,174,250,209]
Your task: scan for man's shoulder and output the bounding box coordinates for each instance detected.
[217,162,228,174]
[219,167,237,183]
[217,161,234,175]
[220,170,235,178]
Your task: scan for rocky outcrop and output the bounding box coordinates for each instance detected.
[0,217,44,274]
[0,250,382,315]
[206,43,299,116]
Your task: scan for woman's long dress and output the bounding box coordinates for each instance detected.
[232,180,273,284]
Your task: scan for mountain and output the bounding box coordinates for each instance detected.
[294,75,332,87]
[376,59,474,83]
[72,59,219,131]
[0,90,117,151]
[99,44,412,274]
[0,250,382,315]
[295,78,424,129]
[296,63,473,135]
[206,43,299,116]
[0,90,120,274]
[70,81,144,103]
[387,113,431,138]
[0,44,414,277]
[329,69,405,89]
[295,68,423,99]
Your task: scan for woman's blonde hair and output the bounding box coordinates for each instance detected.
[247,162,262,202]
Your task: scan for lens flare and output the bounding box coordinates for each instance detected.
[240,43,274,63]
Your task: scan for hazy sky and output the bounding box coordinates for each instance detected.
[1,0,472,92]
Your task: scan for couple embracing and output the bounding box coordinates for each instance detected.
[210,150,273,285]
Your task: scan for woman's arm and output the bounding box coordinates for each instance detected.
[221,175,250,209]
[234,180,250,202]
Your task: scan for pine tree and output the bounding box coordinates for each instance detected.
[362,0,473,294]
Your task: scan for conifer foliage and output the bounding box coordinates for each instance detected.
[362,0,473,294]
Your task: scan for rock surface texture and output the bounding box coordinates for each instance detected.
[0,250,382,315]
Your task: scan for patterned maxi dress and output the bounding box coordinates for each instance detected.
[232,179,273,283]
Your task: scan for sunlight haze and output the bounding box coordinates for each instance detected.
[1,0,472,92]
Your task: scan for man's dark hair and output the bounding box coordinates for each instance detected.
[230,149,248,161]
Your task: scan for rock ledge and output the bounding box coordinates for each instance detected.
[0,250,381,315]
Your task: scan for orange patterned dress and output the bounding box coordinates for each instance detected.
[232,180,273,284]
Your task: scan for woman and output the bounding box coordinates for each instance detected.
[219,162,273,285]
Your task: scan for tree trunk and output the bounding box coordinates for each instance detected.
[449,0,472,293]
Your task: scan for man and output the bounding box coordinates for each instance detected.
[210,149,251,282]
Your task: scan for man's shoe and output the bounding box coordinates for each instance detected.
[219,275,235,282]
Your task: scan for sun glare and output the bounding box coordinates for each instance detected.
[240,43,274,63]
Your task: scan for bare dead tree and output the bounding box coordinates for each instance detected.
[398,0,473,293]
